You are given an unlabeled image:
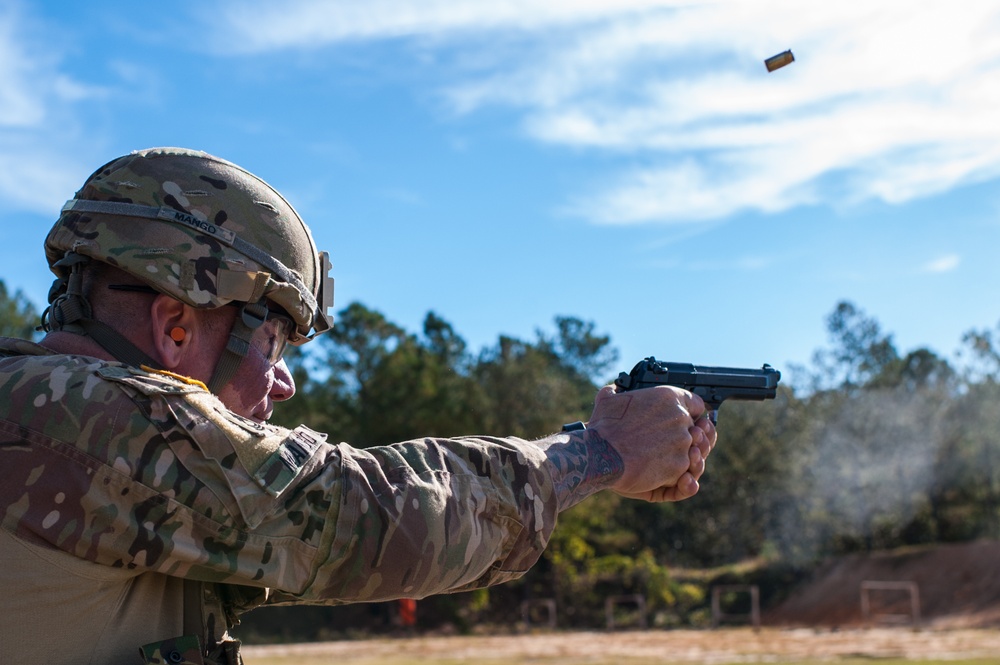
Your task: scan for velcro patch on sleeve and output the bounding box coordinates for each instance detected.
[181,390,287,475]
[254,426,327,497]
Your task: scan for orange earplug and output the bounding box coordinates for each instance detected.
[170,327,186,343]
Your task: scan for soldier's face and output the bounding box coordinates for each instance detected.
[216,318,297,422]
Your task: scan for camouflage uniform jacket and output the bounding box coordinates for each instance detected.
[0,338,559,664]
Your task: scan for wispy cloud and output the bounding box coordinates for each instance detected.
[0,4,106,215]
[211,0,1000,225]
[646,253,776,272]
[211,0,687,52]
[922,254,960,274]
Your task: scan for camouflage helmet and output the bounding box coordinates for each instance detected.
[43,147,334,392]
[45,147,334,343]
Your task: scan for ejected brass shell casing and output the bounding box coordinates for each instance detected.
[765,49,795,72]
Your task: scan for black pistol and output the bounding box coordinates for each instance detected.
[613,357,781,424]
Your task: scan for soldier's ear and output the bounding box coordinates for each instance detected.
[149,295,198,370]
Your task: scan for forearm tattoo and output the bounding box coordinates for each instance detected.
[543,430,624,511]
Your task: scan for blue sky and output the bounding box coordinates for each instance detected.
[2,0,1000,384]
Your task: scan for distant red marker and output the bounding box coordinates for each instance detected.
[765,49,795,72]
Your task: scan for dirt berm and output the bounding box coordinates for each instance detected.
[765,539,1000,627]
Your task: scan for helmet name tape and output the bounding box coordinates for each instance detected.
[157,208,236,245]
[62,200,236,246]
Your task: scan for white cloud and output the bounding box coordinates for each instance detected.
[922,254,960,274]
[212,0,693,52]
[211,0,1000,225]
[0,4,104,215]
[0,7,50,127]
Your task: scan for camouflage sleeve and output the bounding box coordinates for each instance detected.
[0,356,575,603]
[267,429,623,601]
[293,435,558,601]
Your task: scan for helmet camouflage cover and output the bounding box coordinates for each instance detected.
[45,147,334,344]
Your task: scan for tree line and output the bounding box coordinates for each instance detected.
[276,299,1000,564]
[5,282,1000,633]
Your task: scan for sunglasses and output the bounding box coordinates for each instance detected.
[253,311,295,366]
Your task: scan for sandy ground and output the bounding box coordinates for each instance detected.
[246,543,1000,663]
[243,627,1000,663]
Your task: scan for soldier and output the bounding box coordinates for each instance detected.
[0,148,716,665]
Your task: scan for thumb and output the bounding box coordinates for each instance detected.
[595,384,618,403]
[589,384,632,425]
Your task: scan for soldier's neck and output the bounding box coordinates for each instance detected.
[39,331,115,361]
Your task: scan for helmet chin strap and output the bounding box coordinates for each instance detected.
[41,253,165,370]
[205,301,267,394]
